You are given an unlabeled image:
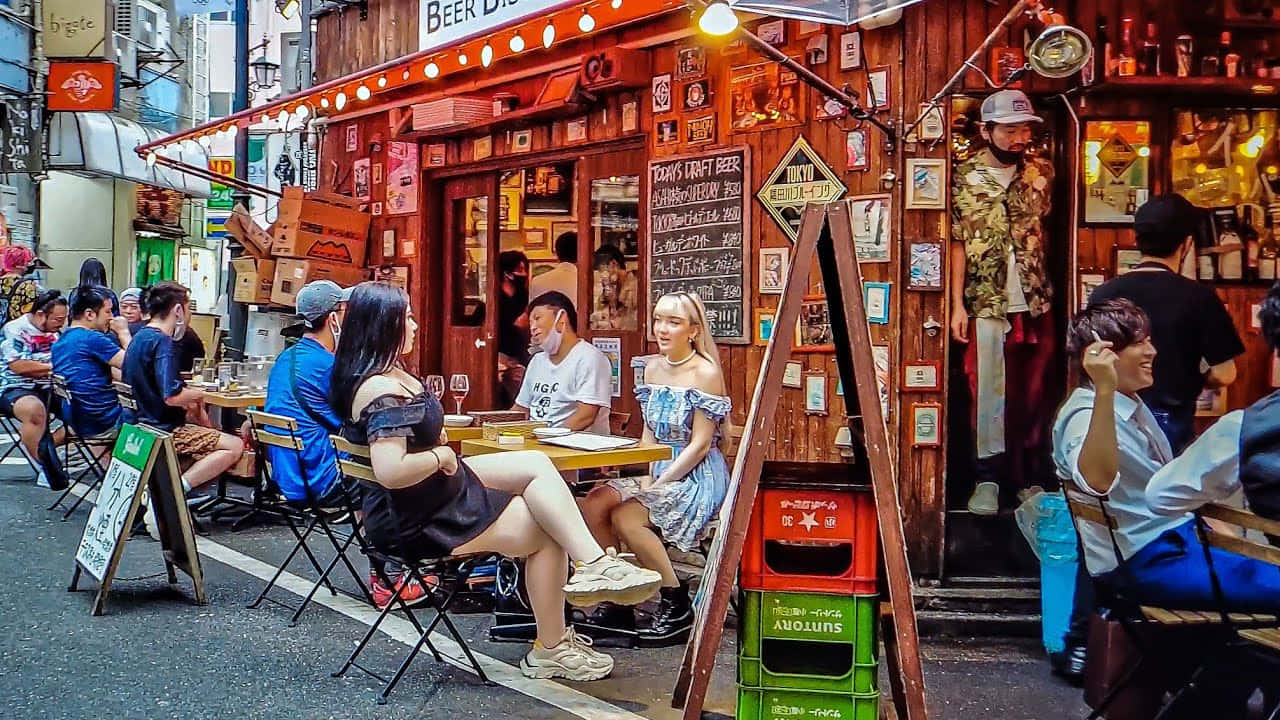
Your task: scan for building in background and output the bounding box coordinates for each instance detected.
[0,1,40,251]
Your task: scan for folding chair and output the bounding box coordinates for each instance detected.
[46,374,109,519]
[245,410,372,624]
[0,408,35,471]
[328,435,495,704]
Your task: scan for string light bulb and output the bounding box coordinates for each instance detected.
[277,109,290,126]
[578,9,595,32]
[698,0,738,35]
[146,152,157,167]
[226,124,238,137]
[611,0,621,8]
[509,32,525,52]
[481,42,494,67]
[320,96,330,108]
[425,61,440,78]
[458,50,469,66]
[402,68,411,80]
[335,91,347,110]
[377,74,387,88]
[355,84,371,101]
[543,21,555,48]
[295,104,310,120]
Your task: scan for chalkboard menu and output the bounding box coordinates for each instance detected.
[648,147,751,343]
[0,100,41,174]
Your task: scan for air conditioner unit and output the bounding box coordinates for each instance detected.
[579,48,650,92]
[114,32,139,79]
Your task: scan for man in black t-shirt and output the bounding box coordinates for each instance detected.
[1090,193,1244,453]
[496,250,530,407]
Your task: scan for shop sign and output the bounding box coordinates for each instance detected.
[43,0,109,59]
[419,0,555,54]
[756,136,846,242]
[0,99,41,173]
[47,62,118,112]
[208,157,235,210]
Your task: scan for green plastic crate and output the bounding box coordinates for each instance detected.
[737,686,879,720]
[739,591,878,693]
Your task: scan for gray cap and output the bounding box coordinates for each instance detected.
[295,280,344,322]
[980,89,1042,125]
[119,287,142,303]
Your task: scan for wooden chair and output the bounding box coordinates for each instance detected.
[1194,503,1280,647]
[329,435,494,704]
[608,410,631,436]
[245,410,372,624]
[45,374,110,520]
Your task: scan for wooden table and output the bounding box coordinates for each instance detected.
[197,390,267,409]
[444,426,484,442]
[459,437,671,471]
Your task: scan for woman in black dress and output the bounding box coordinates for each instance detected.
[331,282,661,682]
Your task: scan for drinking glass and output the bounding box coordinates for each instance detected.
[426,375,445,402]
[449,374,469,415]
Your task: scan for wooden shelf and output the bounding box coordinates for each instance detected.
[1087,76,1280,98]
[397,99,588,141]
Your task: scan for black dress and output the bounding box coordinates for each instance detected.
[344,390,514,560]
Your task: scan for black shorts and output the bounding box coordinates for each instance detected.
[0,387,42,417]
[312,475,364,510]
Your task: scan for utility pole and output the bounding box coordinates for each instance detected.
[299,0,313,90]
[227,0,250,358]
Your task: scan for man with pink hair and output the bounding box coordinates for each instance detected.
[0,246,40,323]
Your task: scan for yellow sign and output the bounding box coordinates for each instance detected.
[43,0,110,59]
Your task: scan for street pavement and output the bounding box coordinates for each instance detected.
[0,459,1087,720]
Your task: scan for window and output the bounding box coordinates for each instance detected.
[209,11,231,21]
[589,176,640,331]
[207,92,232,119]
[136,4,162,49]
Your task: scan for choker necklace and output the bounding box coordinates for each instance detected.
[665,349,696,366]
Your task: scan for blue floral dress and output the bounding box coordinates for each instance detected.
[607,371,732,552]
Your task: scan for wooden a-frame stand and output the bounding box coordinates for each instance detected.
[673,202,929,720]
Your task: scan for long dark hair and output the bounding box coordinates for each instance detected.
[329,282,409,422]
[78,257,108,287]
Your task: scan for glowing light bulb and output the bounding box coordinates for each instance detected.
[458,50,468,66]
[578,10,595,32]
[611,0,621,8]
[425,61,440,78]
[295,104,310,120]
[355,84,371,101]
[335,91,347,110]
[481,42,494,67]
[509,32,525,52]
[699,0,738,35]
[320,96,330,108]
[377,74,387,88]
[1194,162,1208,174]
[146,152,157,167]
[278,110,291,126]
[402,68,411,80]
[543,21,555,48]
[1136,146,1150,158]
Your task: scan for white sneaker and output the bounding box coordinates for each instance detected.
[143,494,159,539]
[34,471,50,489]
[520,628,614,681]
[967,482,1000,516]
[563,548,662,607]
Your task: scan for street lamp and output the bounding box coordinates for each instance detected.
[698,0,738,35]
[274,0,299,18]
[250,55,280,89]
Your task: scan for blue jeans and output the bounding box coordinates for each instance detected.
[1104,520,1280,613]
[1148,406,1193,456]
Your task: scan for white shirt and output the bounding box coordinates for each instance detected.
[516,339,612,434]
[1147,410,1244,516]
[2,315,35,342]
[977,164,1028,313]
[1051,387,1189,575]
[530,263,578,308]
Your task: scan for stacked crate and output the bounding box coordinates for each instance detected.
[737,483,880,720]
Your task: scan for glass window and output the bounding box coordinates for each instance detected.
[208,92,233,119]
[209,11,231,21]
[589,175,640,331]
[453,196,488,326]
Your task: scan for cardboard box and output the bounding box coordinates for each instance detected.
[271,186,370,266]
[231,257,275,304]
[270,258,369,307]
[224,203,272,259]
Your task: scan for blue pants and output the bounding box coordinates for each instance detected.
[1105,520,1280,613]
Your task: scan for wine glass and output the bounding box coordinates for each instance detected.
[449,374,470,415]
[426,375,445,402]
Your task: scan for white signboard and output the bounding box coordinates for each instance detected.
[419,0,562,53]
[75,457,144,582]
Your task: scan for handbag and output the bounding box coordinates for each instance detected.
[1084,612,1163,720]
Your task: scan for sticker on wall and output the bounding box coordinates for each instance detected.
[344,124,358,152]
[652,73,673,113]
[622,100,638,133]
[353,158,371,201]
[473,135,493,160]
[839,32,862,70]
[656,119,679,147]
[683,80,711,111]
[757,136,848,242]
[758,19,786,46]
[425,143,447,167]
[783,361,803,389]
[685,114,716,146]
[677,46,707,80]
[512,129,533,153]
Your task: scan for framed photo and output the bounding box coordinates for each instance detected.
[866,67,890,110]
[566,117,588,143]
[686,114,716,146]
[804,373,828,415]
[908,240,944,291]
[473,135,492,160]
[839,31,862,70]
[1084,120,1151,225]
[754,309,775,346]
[1195,387,1228,418]
[917,103,946,141]
[372,162,383,185]
[621,100,638,133]
[525,228,547,251]
[352,157,371,201]
[1079,272,1106,310]
[849,194,892,263]
[846,129,870,172]
[371,201,383,216]
[344,124,358,152]
[911,403,942,446]
[758,19,786,45]
[656,119,679,147]
[759,246,789,294]
[989,46,1026,88]
[512,129,533,153]
[683,80,711,111]
[782,361,803,389]
[864,281,891,324]
[652,74,673,113]
[676,46,707,80]
[425,144,447,167]
[806,34,829,66]
[905,158,947,210]
[794,295,834,352]
[1114,247,1143,275]
[730,61,803,132]
[903,361,942,392]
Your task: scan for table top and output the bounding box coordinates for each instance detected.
[198,389,267,409]
[460,437,671,471]
[444,426,484,442]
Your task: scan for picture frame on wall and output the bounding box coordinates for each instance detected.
[907,240,944,291]
[676,46,706,80]
[621,100,639,133]
[911,403,942,446]
[1079,272,1106,310]
[905,158,947,210]
[864,281,891,324]
[656,119,679,147]
[683,80,711,111]
[804,373,828,415]
[782,361,803,389]
[794,295,834,352]
[652,74,673,113]
[1115,247,1143,275]
[1083,119,1151,225]
[846,129,870,172]
[758,19,786,46]
[759,246,789,294]
[754,309,775,346]
[729,61,804,132]
[849,194,892,263]
[902,361,942,392]
[839,31,862,70]
[344,124,358,152]
[866,67,890,110]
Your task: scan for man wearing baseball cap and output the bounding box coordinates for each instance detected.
[951,89,1059,517]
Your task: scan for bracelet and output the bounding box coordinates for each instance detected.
[429,448,441,467]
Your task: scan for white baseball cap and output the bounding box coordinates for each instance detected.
[980,89,1042,125]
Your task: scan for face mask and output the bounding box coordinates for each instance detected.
[329,315,342,343]
[172,308,187,341]
[531,309,565,356]
[988,141,1024,166]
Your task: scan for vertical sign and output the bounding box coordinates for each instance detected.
[208,157,234,210]
[75,425,157,581]
[0,99,41,173]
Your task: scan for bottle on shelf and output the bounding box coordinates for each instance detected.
[1244,206,1261,281]
[1139,19,1160,76]
[1257,39,1274,79]
[1097,15,1113,79]
[1176,35,1194,77]
[1117,17,1138,77]
[1262,213,1279,282]
[1219,31,1236,77]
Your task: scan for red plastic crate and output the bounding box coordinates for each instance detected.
[740,486,878,595]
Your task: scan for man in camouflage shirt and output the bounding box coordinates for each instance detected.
[949,90,1058,516]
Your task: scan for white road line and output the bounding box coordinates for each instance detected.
[61,482,647,720]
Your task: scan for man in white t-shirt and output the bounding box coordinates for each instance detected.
[514,291,612,434]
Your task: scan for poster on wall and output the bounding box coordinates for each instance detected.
[591,337,623,397]
[1084,120,1150,224]
[353,158,371,201]
[385,142,419,215]
[729,61,803,132]
[757,136,847,242]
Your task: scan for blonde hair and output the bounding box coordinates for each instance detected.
[654,292,733,449]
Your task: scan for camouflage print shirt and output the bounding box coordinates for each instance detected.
[951,154,1054,319]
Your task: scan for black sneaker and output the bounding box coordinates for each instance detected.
[573,601,637,648]
[636,580,693,648]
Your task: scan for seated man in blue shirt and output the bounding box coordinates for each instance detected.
[51,286,132,456]
[263,280,351,506]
